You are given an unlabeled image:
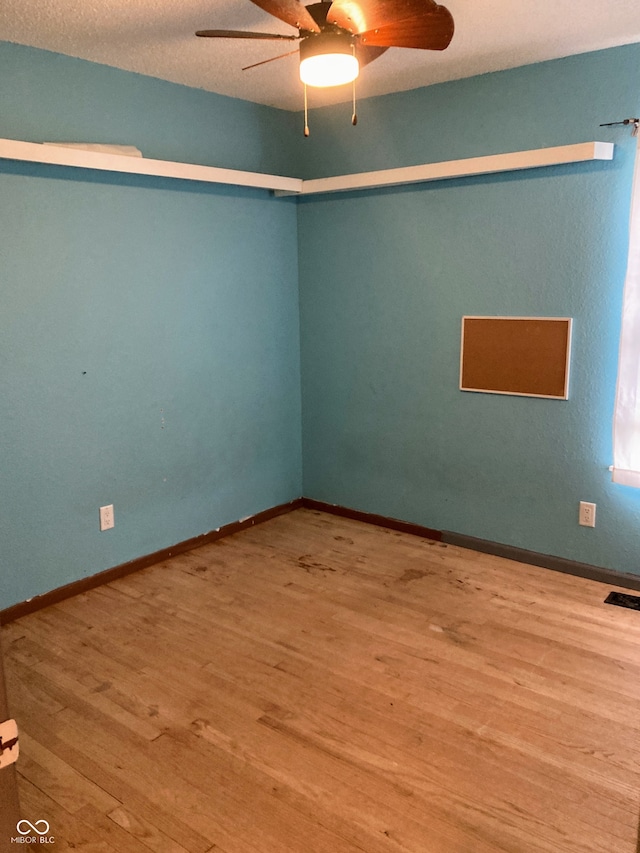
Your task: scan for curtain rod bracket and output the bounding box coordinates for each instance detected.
[600,118,640,136]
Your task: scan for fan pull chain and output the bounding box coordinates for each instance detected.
[351,46,358,126]
[304,83,310,137]
[352,80,357,126]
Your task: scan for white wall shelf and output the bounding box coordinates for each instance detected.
[0,137,303,194]
[0,138,614,196]
[288,141,615,196]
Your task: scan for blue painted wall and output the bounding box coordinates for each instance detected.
[298,45,640,575]
[3,38,640,610]
[0,41,302,175]
[0,43,302,609]
[298,44,640,178]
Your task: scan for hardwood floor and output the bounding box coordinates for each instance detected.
[3,508,640,852]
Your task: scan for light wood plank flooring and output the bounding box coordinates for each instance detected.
[3,508,640,852]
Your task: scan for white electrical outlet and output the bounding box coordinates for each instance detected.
[579,501,596,528]
[99,504,114,531]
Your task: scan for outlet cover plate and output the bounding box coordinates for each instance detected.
[579,501,596,527]
[99,504,114,531]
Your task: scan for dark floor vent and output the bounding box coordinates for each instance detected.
[604,591,640,610]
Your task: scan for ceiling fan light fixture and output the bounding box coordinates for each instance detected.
[300,53,359,87]
[299,31,359,88]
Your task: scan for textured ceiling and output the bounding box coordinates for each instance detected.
[1,0,640,112]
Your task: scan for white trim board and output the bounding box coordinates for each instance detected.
[0,138,614,195]
[0,137,303,194]
[287,142,615,196]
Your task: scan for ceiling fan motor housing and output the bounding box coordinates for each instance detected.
[299,30,356,63]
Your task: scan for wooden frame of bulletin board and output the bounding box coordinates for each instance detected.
[460,316,573,399]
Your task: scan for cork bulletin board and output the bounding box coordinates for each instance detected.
[460,316,572,399]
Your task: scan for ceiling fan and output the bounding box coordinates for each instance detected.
[197,0,454,132]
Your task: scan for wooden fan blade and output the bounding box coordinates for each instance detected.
[249,0,321,32]
[243,49,299,71]
[196,29,298,40]
[327,0,437,34]
[358,5,454,50]
[356,44,389,67]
